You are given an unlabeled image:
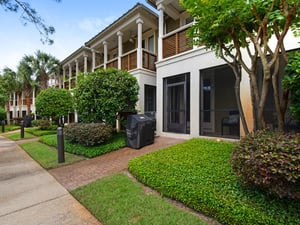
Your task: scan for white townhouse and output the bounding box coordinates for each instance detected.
[60,3,158,123]
[147,0,300,139]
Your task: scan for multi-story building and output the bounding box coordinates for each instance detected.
[9,1,299,138]
[60,3,158,123]
[147,0,300,139]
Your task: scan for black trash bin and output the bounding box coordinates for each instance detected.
[126,114,154,149]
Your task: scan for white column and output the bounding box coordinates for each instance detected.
[75,59,79,84]
[136,18,144,69]
[68,63,72,90]
[103,41,108,69]
[157,4,164,61]
[83,54,88,73]
[92,49,96,71]
[117,31,123,69]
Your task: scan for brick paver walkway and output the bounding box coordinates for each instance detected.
[49,136,185,190]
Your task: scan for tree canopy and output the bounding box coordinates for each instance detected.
[74,68,139,126]
[181,0,300,132]
[35,87,74,124]
[0,0,61,44]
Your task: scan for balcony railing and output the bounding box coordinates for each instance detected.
[163,24,193,59]
[96,49,156,72]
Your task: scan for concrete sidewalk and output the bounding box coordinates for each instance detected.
[0,135,101,225]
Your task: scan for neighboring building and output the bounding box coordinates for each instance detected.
[60,3,158,123]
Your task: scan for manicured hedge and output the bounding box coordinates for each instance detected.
[64,123,113,146]
[128,138,300,225]
[39,132,126,158]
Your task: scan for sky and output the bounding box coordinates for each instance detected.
[0,0,153,72]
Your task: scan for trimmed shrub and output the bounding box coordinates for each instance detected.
[230,130,300,199]
[64,123,113,146]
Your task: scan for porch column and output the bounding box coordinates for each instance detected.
[103,41,108,69]
[62,66,66,89]
[68,63,72,90]
[75,59,79,84]
[92,49,96,71]
[117,31,123,69]
[136,18,144,69]
[157,4,164,61]
[83,54,88,73]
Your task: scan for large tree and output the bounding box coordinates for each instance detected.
[181,0,300,133]
[0,67,21,124]
[74,68,139,126]
[21,50,60,90]
[17,58,36,115]
[0,0,61,44]
[35,87,74,125]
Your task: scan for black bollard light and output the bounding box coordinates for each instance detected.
[57,127,65,163]
[20,120,24,139]
[1,120,4,133]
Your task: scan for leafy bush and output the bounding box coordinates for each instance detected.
[35,87,74,124]
[39,132,126,158]
[64,123,113,146]
[74,68,139,126]
[231,130,300,199]
[283,51,300,121]
[0,107,5,121]
[129,138,300,225]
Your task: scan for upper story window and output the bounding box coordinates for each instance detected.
[148,35,155,53]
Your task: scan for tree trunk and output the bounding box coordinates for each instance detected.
[272,60,285,132]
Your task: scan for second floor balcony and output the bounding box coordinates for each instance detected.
[95,48,156,72]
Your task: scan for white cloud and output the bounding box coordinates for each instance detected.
[77,16,116,34]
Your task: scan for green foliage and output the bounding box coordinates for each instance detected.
[25,127,56,136]
[231,130,300,199]
[74,68,139,126]
[72,173,207,225]
[283,51,300,121]
[128,138,300,225]
[64,123,113,146]
[0,107,5,121]
[35,87,74,122]
[40,132,126,158]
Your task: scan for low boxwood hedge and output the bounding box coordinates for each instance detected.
[128,138,300,225]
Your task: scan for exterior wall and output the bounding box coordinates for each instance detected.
[130,69,156,114]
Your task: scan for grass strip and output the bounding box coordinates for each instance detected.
[39,132,126,158]
[128,138,300,225]
[20,141,84,169]
[3,131,35,140]
[1,125,20,132]
[71,173,208,225]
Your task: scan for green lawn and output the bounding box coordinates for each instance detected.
[39,132,126,158]
[1,125,20,132]
[20,141,84,169]
[71,173,208,225]
[3,131,35,140]
[128,138,300,225]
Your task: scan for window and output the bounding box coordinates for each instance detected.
[148,35,154,53]
[144,85,156,112]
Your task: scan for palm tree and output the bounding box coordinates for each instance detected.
[1,67,21,124]
[17,60,36,115]
[23,50,60,90]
